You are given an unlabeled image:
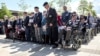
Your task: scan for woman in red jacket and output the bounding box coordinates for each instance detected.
[57,15,63,26]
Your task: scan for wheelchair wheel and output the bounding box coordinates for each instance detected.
[83,32,88,43]
[72,35,81,51]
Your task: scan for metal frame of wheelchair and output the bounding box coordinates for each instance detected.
[58,27,82,51]
[70,28,81,50]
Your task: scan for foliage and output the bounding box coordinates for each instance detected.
[78,0,97,16]
[17,0,30,12]
[0,3,12,19]
[78,0,88,14]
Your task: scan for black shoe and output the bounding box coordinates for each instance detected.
[5,37,10,39]
[52,45,58,48]
[5,37,8,39]
[66,44,70,46]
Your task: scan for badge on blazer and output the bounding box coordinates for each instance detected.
[49,15,52,18]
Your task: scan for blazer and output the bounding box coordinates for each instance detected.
[34,12,42,27]
[24,16,30,27]
[62,11,71,23]
[46,8,57,27]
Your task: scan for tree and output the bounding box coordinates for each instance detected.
[17,0,30,12]
[57,0,71,7]
[91,10,97,16]
[78,0,88,15]
[78,0,97,16]
[49,0,55,8]
[49,0,72,14]
[87,2,97,16]
[0,3,12,19]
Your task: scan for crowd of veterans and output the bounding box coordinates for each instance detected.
[0,2,100,48]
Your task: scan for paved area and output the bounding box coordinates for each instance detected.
[0,34,100,56]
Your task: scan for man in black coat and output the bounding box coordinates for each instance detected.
[34,7,42,43]
[23,12,31,41]
[43,2,58,48]
[0,19,3,34]
[29,12,36,42]
[3,15,10,38]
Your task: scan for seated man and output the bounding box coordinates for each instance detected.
[66,13,80,46]
[79,15,87,40]
[13,15,25,41]
[58,13,80,47]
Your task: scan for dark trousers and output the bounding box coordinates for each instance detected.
[42,34,49,44]
[5,28,11,38]
[0,27,3,34]
[30,26,36,42]
[25,27,31,41]
[48,26,58,45]
[25,26,35,42]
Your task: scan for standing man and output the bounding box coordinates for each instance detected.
[0,19,3,34]
[61,6,71,46]
[3,15,9,38]
[34,7,42,43]
[43,2,58,48]
[29,12,35,42]
[87,13,96,39]
[62,6,71,25]
[23,12,31,41]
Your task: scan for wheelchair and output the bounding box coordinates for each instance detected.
[58,25,81,51]
[69,26,81,50]
[79,23,89,43]
[12,27,25,42]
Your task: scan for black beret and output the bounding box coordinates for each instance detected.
[34,6,39,9]
[43,2,48,6]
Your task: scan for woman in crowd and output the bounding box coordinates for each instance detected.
[41,11,49,44]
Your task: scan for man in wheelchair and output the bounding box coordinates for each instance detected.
[13,15,25,41]
[58,13,81,50]
[79,15,87,42]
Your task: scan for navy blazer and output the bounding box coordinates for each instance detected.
[62,11,71,24]
[4,20,9,28]
[46,8,57,27]
[24,16,30,27]
[34,12,42,27]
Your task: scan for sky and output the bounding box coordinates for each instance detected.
[0,0,100,16]
[0,0,51,12]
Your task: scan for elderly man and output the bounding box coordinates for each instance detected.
[34,7,42,43]
[23,12,31,41]
[4,15,10,38]
[87,13,96,40]
[43,2,58,48]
